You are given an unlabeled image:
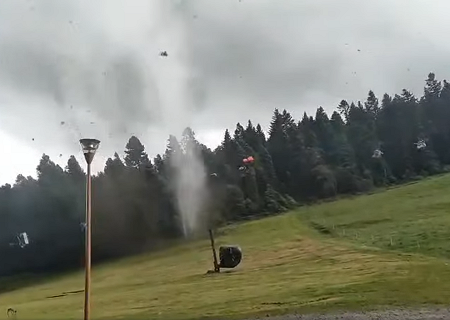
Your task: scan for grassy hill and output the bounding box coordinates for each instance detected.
[2,174,450,319]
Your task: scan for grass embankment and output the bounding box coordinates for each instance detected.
[1,175,450,319]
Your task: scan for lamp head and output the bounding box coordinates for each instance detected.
[79,138,100,164]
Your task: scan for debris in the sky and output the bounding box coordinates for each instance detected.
[32,138,35,141]
[90,121,95,124]
[8,232,30,248]
[193,14,198,19]
[345,43,349,46]
[69,20,73,24]
[345,82,348,85]
[60,121,65,125]
[160,51,168,57]
[407,68,410,72]
[415,139,426,150]
[357,49,361,52]
[210,173,218,177]
[80,222,87,232]
[70,105,73,109]
[372,149,383,159]
[17,232,29,248]
[59,154,63,157]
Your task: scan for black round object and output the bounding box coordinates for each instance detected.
[219,245,242,269]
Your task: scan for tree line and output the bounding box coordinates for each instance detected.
[1,72,449,276]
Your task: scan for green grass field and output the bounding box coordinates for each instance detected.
[2,175,450,319]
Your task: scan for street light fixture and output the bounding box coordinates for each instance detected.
[79,138,100,320]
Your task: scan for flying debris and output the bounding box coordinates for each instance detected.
[18,232,29,248]
[357,49,361,52]
[80,222,87,232]
[415,139,427,150]
[242,156,255,164]
[372,149,383,159]
[210,173,218,177]
[31,138,35,141]
[239,156,255,176]
[59,154,63,157]
[60,121,65,125]
[160,51,168,57]
[10,232,30,248]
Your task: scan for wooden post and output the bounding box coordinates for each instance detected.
[208,229,220,273]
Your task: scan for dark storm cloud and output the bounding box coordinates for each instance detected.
[0,30,161,149]
[0,0,166,157]
[0,0,450,160]
[183,0,450,130]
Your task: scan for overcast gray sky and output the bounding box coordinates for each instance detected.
[1,0,450,184]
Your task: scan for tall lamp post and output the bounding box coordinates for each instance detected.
[79,138,100,320]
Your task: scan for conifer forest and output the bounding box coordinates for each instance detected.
[1,72,450,277]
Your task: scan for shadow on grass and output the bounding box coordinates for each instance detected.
[0,238,186,297]
[0,270,79,296]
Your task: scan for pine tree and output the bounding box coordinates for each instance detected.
[365,90,380,116]
[337,100,350,122]
[124,136,150,169]
[104,153,125,178]
[3,71,450,277]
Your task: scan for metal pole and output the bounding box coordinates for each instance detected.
[84,162,92,320]
[208,229,220,273]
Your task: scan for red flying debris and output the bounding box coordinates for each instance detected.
[243,156,254,164]
[239,156,255,176]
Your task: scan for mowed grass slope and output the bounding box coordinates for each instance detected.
[303,174,450,258]
[2,175,450,319]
